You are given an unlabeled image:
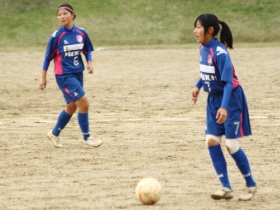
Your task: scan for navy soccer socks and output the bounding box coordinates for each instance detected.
[208,145,232,189]
[231,148,256,187]
[78,112,90,140]
[52,109,72,136]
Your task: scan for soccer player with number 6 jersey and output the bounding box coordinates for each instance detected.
[191,14,257,201]
[39,3,102,148]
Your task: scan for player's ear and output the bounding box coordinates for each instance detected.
[208,26,214,36]
[72,13,76,20]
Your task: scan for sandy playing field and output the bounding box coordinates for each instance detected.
[0,47,280,210]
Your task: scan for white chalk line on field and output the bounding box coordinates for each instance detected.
[32,118,193,123]
[1,116,279,124]
[91,118,194,122]
[34,116,280,123]
[0,121,15,124]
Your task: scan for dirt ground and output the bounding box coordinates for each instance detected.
[0,47,280,210]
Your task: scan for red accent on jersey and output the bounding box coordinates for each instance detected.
[54,53,63,75]
[209,47,217,67]
[53,32,66,75]
[58,32,66,45]
[232,66,240,89]
[209,46,240,90]
[240,113,244,137]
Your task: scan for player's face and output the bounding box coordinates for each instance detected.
[194,21,205,44]
[194,20,214,45]
[57,8,74,29]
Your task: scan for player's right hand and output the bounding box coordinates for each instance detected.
[191,87,200,104]
[39,79,47,91]
[216,108,227,124]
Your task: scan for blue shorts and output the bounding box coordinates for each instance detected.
[205,85,252,139]
[55,72,85,103]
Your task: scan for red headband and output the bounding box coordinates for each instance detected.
[58,7,74,13]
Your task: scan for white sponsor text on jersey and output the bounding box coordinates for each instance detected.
[200,64,215,74]
[200,72,217,81]
[64,44,84,52]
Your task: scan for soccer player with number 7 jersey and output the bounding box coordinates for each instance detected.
[191,14,257,201]
[39,3,102,148]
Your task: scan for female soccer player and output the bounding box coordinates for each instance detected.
[191,14,257,201]
[39,3,102,148]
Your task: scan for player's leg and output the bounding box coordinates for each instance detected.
[207,135,231,189]
[226,139,257,201]
[71,72,102,147]
[75,95,102,147]
[47,74,81,147]
[70,72,89,140]
[54,71,102,147]
[75,95,90,140]
[226,139,256,187]
[225,86,256,201]
[47,103,75,148]
[206,94,233,200]
[207,135,234,200]
[53,103,76,136]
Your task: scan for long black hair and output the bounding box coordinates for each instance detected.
[194,14,233,49]
[57,3,76,19]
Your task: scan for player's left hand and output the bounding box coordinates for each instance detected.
[216,108,227,124]
[87,64,93,74]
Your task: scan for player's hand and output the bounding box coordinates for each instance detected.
[87,62,93,74]
[39,79,47,91]
[216,108,227,124]
[191,87,200,104]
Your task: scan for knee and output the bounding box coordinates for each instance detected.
[66,103,77,115]
[81,101,89,110]
[207,138,220,146]
[77,96,89,113]
[225,139,240,154]
[206,135,222,147]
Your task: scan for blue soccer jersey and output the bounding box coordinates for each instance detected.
[199,38,239,93]
[197,38,252,138]
[44,26,93,75]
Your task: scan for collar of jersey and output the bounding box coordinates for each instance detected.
[62,26,76,33]
[203,38,217,48]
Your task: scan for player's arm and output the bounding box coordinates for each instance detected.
[82,30,94,74]
[39,59,50,90]
[39,35,57,90]
[216,52,233,124]
[39,70,47,91]
[216,82,232,124]
[85,52,93,74]
[191,78,202,104]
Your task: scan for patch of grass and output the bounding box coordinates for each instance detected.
[0,0,280,48]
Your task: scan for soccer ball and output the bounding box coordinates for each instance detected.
[135,178,162,205]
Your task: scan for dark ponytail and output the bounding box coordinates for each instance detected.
[219,20,233,49]
[194,14,233,49]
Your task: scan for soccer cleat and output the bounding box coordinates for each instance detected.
[47,130,62,148]
[238,186,257,201]
[211,187,234,200]
[85,136,103,147]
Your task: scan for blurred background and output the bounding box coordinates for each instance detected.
[0,0,279,49]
